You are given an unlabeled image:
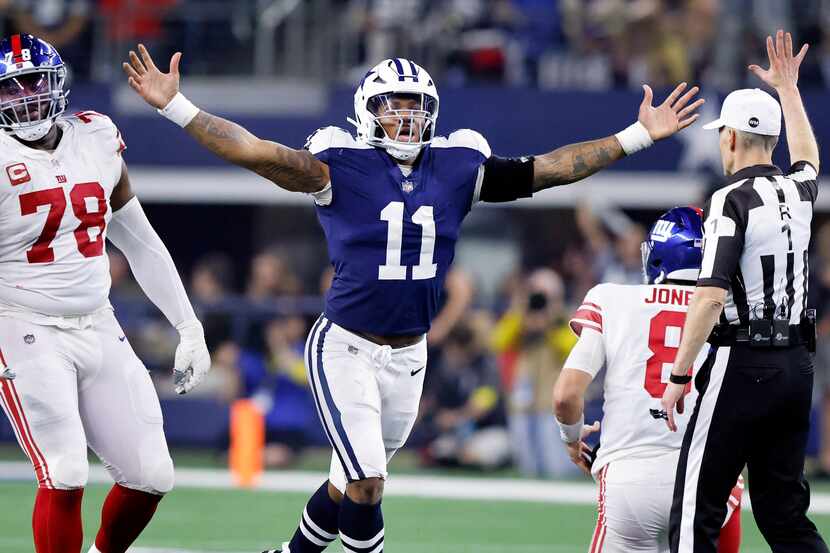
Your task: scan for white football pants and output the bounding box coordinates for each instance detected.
[0,309,173,494]
[589,450,742,553]
[305,315,426,492]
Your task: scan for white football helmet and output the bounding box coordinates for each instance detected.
[349,58,439,161]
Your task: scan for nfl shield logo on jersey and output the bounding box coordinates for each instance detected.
[401,179,415,194]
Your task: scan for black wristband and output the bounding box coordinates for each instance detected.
[669,373,692,385]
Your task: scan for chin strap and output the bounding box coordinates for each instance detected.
[385,143,421,161]
[349,116,425,161]
[13,120,54,142]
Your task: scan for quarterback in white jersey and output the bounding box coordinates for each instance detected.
[553,207,742,553]
[0,34,210,553]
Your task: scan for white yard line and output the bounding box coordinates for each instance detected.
[6,541,687,553]
[128,546,776,553]
[3,461,830,515]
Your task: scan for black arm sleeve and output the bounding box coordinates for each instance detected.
[478,155,535,203]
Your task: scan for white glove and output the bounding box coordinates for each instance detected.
[0,366,15,380]
[173,320,211,394]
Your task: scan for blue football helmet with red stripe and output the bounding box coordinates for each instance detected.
[0,34,68,141]
[642,206,704,284]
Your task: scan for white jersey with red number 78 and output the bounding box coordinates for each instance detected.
[569,282,710,478]
[0,111,125,317]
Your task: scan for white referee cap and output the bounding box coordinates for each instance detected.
[702,88,781,136]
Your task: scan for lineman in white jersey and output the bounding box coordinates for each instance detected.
[0,34,210,553]
[553,207,742,553]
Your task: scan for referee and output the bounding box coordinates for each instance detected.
[661,30,828,553]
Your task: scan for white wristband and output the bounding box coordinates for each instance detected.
[176,319,204,339]
[157,92,200,128]
[557,414,584,444]
[614,121,653,155]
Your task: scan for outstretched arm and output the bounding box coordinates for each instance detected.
[749,30,819,172]
[533,136,623,191]
[183,111,330,192]
[123,45,329,193]
[532,83,704,192]
[109,162,211,394]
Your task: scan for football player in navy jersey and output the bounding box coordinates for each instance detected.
[124,46,704,553]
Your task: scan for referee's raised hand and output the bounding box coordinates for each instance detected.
[749,29,819,172]
[749,29,808,91]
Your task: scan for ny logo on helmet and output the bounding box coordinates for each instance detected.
[650,220,675,243]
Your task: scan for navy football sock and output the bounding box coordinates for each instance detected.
[287,481,340,552]
[338,494,384,552]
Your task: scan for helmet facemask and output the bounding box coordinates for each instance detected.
[0,66,67,142]
[641,239,665,284]
[364,92,437,161]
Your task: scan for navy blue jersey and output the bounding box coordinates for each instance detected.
[307,126,490,336]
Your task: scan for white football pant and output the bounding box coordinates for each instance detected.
[590,450,740,553]
[0,310,173,494]
[305,316,426,491]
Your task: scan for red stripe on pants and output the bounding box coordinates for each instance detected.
[0,378,53,488]
[589,465,608,553]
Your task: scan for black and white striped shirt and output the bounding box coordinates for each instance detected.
[698,162,818,325]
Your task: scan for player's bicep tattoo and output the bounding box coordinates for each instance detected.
[533,136,623,192]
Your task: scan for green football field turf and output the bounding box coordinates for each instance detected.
[1,482,830,553]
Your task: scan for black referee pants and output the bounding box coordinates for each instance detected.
[669,343,828,553]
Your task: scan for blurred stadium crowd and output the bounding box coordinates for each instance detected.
[0,0,829,89]
[100,206,830,481]
[2,0,830,479]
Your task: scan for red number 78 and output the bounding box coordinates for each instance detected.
[19,182,107,263]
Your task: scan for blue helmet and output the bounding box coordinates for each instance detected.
[641,206,704,284]
[0,34,68,142]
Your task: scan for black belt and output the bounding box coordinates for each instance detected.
[708,322,815,351]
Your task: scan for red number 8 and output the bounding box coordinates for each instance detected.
[70,182,107,258]
[644,310,693,398]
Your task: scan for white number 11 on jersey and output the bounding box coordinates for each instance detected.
[379,201,437,280]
